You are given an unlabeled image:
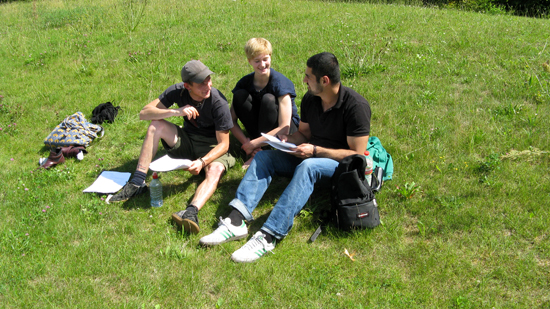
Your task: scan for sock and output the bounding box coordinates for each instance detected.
[261,230,275,244]
[130,171,147,186]
[228,209,245,226]
[186,204,199,214]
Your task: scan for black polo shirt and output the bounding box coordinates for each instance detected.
[158,83,233,138]
[300,85,371,149]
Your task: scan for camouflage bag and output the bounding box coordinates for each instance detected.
[44,112,103,148]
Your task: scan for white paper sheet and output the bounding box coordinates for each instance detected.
[149,155,192,172]
[83,171,131,193]
[261,133,297,153]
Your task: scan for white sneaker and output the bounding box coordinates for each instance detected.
[231,231,275,263]
[199,217,248,246]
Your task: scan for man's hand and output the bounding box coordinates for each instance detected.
[178,105,199,120]
[277,134,289,143]
[186,159,203,175]
[291,143,315,159]
[242,140,261,155]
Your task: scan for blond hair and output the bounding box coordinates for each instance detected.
[244,38,272,60]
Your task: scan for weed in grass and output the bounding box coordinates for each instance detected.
[474,153,501,177]
[453,295,472,309]
[395,182,420,199]
[339,38,390,78]
[501,146,549,162]
[80,197,107,224]
[2,229,31,256]
[122,0,150,32]
[32,165,75,186]
[416,89,436,107]
[159,243,191,260]
[298,208,314,219]
[436,195,463,210]
[41,7,88,29]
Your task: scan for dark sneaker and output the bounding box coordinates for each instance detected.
[172,210,200,234]
[106,183,147,204]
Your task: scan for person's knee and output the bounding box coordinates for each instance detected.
[261,93,277,111]
[147,120,167,134]
[296,159,318,174]
[232,89,250,108]
[205,162,225,180]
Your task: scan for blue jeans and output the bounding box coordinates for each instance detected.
[229,150,339,239]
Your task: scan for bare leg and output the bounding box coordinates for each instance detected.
[136,120,179,173]
[190,162,225,210]
[106,120,180,203]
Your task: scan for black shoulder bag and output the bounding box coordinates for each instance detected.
[309,154,382,242]
[330,154,380,231]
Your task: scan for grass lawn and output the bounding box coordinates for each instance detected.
[1,0,549,307]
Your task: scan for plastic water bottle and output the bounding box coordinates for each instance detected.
[364,151,373,186]
[150,172,163,207]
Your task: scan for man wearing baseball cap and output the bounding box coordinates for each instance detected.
[107,60,235,235]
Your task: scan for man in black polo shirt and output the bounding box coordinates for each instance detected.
[199,52,371,262]
[107,60,235,235]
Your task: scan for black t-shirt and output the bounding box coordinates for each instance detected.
[159,83,233,138]
[232,68,300,127]
[300,85,371,149]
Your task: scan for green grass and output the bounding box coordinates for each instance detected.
[1,0,550,307]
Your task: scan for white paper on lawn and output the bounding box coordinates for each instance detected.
[261,133,297,153]
[149,155,192,172]
[83,171,131,193]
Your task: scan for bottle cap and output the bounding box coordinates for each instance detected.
[152,172,158,179]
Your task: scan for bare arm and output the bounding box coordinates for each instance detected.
[186,130,231,175]
[139,98,200,121]
[279,120,311,145]
[288,128,369,162]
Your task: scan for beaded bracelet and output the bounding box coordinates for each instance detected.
[198,157,206,168]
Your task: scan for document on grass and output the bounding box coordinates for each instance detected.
[149,155,192,172]
[83,171,131,193]
[261,133,297,153]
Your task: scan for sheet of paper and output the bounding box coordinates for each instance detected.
[261,133,297,153]
[149,155,192,172]
[83,171,131,193]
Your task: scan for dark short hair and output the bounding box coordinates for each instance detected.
[306,52,340,85]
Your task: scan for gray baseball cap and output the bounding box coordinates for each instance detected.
[181,60,214,84]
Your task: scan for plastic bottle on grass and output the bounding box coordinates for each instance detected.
[364,151,373,186]
[150,172,163,207]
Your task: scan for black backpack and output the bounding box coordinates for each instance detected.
[330,154,380,231]
[91,102,121,125]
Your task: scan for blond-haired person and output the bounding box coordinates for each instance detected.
[230,38,300,168]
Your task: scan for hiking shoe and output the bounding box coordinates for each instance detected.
[231,231,275,263]
[172,210,200,234]
[199,217,248,246]
[106,183,147,203]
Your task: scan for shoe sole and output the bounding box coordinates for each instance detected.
[172,213,200,234]
[172,213,184,227]
[199,233,248,246]
[182,219,200,234]
[105,194,129,204]
[231,254,261,263]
